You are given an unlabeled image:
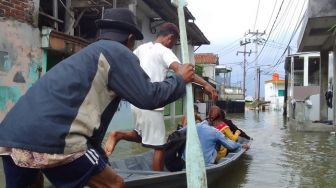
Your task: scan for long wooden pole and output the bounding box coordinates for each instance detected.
[173,0,208,187]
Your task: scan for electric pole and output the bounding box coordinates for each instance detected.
[246,29,265,101]
[237,39,252,99]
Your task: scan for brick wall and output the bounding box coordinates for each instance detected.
[0,0,36,24]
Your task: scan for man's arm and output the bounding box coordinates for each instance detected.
[170,62,218,101]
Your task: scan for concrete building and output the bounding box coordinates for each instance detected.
[288,0,336,131]
[215,65,244,113]
[0,0,210,121]
[194,53,218,102]
[264,79,285,111]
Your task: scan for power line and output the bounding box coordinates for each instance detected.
[248,0,285,65]
[215,35,245,54]
[265,0,278,32]
[253,0,261,31]
[237,39,252,97]
[264,1,307,75]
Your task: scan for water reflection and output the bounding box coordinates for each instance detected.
[282,130,336,187]
[210,154,250,188]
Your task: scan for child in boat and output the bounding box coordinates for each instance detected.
[178,119,248,165]
[208,106,241,162]
[176,104,202,130]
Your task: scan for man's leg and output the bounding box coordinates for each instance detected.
[87,165,124,188]
[43,149,119,188]
[2,155,40,188]
[28,171,44,188]
[152,148,165,171]
[105,130,141,156]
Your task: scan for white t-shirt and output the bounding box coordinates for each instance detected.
[133,42,181,111]
[134,42,181,82]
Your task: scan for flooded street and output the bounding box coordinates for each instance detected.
[110,108,336,188]
[211,110,336,188]
[1,109,336,187]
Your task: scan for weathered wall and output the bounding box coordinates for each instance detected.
[0,0,41,121]
[0,0,39,26]
[308,0,336,18]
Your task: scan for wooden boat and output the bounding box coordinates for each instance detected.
[110,138,250,188]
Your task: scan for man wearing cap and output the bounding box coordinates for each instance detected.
[0,9,195,188]
[105,22,218,171]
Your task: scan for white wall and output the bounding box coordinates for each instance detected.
[328,53,334,120]
[134,9,156,47]
[306,94,320,121]
[202,64,216,80]
[264,82,285,110]
[136,6,196,65]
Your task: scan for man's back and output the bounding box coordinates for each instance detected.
[134,42,180,82]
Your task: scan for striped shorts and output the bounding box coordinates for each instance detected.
[2,149,106,188]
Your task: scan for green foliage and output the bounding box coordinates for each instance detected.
[328,24,336,36]
[195,65,203,76]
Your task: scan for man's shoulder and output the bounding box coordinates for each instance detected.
[90,40,128,52]
[93,40,136,59]
[154,43,172,51]
[135,42,153,50]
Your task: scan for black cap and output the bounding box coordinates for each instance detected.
[95,8,144,41]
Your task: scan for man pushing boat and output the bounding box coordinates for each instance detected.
[0,8,195,188]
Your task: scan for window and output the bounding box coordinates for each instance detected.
[278,90,284,96]
[308,57,320,86]
[293,56,304,86]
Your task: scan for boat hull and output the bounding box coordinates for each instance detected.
[111,138,250,187]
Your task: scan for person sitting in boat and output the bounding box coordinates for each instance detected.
[165,107,203,172]
[178,120,249,166]
[221,109,252,140]
[208,106,241,162]
[176,104,202,130]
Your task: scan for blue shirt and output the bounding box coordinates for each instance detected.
[182,121,242,165]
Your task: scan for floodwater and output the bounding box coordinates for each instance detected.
[1,103,336,188]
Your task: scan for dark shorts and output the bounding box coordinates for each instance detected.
[2,149,106,188]
[142,143,165,150]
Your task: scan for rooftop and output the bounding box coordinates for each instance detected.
[194,53,219,65]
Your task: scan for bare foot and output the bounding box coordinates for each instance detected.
[104,131,119,156]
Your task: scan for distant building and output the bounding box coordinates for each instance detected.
[194,53,245,113]
[215,64,244,113]
[264,78,285,111]
[285,52,334,121]
[194,53,218,103]
[194,53,218,81]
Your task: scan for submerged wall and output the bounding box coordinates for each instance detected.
[0,0,41,121]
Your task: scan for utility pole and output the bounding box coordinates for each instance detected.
[237,39,252,98]
[258,67,261,101]
[283,46,291,116]
[246,29,265,101]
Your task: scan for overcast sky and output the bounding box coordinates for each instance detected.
[186,0,307,97]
